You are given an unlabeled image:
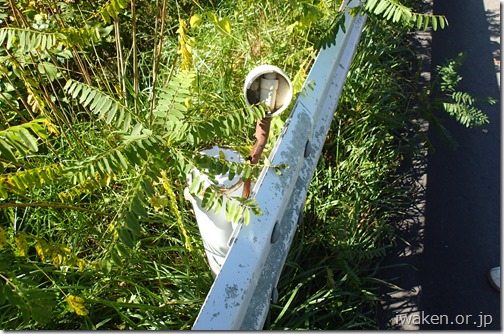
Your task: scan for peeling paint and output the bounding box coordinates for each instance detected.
[225,284,239,300]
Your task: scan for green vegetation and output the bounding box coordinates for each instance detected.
[0,0,488,330]
[267,13,421,329]
[418,51,496,150]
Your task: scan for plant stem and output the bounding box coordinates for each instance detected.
[114,19,127,106]
[0,202,111,216]
[7,0,29,28]
[131,0,139,114]
[0,273,17,290]
[242,117,272,198]
[149,0,168,126]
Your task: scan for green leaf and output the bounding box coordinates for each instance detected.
[217,17,231,34]
[201,188,213,210]
[101,258,113,274]
[225,199,233,222]
[105,104,117,124]
[131,123,143,137]
[18,128,38,152]
[118,228,134,249]
[189,173,201,194]
[231,205,242,223]
[243,207,251,225]
[416,15,423,30]
[38,62,59,80]
[115,151,128,169]
[0,138,17,162]
[130,195,147,217]
[110,249,123,266]
[115,241,130,257]
[212,196,223,215]
[423,15,430,30]
[393,7,402,22]
[124,211,141,236]
[432,16,438,31]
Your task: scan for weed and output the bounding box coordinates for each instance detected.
[0,0,449,330]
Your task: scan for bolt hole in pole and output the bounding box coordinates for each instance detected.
[271,288,279,304]
[297,211,304,225]
[304,140,311,158]
[243,65,293,198]
[270,221,280,243]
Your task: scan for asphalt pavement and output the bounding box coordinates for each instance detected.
[378,0,501,330]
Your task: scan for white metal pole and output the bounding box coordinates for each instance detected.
[193,1,366,329]
[184,146,244,277]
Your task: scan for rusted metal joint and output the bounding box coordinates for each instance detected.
[242,117,272,198]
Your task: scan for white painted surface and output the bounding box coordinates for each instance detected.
[184,146,243,277]
[192,1,367,329]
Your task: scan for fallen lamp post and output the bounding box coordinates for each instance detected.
[188,0,367,329]
[184,65,293,278]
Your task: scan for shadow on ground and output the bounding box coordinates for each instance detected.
[378,0,500,330]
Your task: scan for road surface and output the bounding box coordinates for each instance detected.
[379,0,501,329]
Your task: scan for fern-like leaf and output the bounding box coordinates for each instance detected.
[0,27,57,52]
[0,131,164,200]
[58,173,114,203]
[0,27,105,53]
[0,118,52,164]
[99,0,130,24]
[154,70,195,124]
[442,97,489,128]
[63,135,163,185]
[314,12,346,50]
[0,163,65,198]
[180,149,263,224]
[115,165,155,250]
[64,79,133,132]
[165,104,265,147]
[435,52,492,128]
[363,0,448,30]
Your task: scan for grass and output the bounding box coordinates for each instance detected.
[0,0,439,330]
[266,13,423,330]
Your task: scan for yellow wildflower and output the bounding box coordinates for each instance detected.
[77,258,86,272]
[35,239,52,261]
[52,253,63,267]
[15,232,29,257]
[0,227,7,250]
[66,295,89,316]
[148,194,169,211]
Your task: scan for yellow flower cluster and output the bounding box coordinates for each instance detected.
[177,19,193,71]
[66,295,89,316]
[0,227,7,250]
[35,239,89,270]
[14,232,29,257]
[0,228,91,271]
